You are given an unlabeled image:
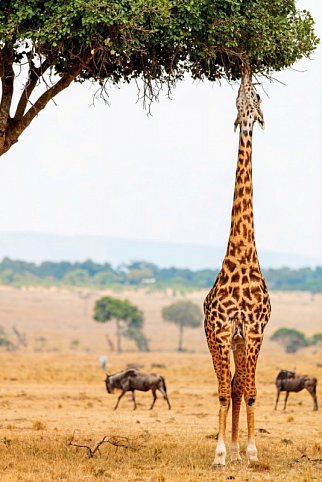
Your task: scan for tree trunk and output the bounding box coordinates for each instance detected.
[0,44,94,157]
[116,319,122,353]
[178,324,184,352]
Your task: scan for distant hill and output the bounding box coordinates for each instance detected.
[0,231,320,269]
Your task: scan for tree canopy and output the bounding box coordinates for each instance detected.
[94,296,143,325]
[270,327,322,353]
[162,300,202,351]
[270,327,307,353]
[162,300,203,327]
[93,295,149,351]
[0,0,319,155]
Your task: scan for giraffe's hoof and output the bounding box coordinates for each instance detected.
[213,442,226,467]
[212,454,226,468]
[247,453,259,464]
[211,462,226,469]
[246,444,258,463]
[230,442,242,462]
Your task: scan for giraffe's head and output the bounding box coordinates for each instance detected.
[234,64,264,133]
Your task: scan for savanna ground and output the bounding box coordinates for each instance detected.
[0,286,321,481]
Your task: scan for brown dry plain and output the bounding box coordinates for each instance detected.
[0,286,321,482]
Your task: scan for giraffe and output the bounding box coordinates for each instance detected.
[204,64,271,467]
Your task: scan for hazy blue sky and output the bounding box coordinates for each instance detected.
[0,0,321,264]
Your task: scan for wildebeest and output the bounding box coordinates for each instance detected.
[275,369,318,411]
[104,369,171,410]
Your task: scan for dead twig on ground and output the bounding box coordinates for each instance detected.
[67,431,137,458]
[294,454,322,464]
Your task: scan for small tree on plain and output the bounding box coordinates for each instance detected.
[124,324,150,353]
[93,296,148,352]
[308,333,322,347]
[270,327,308,353]
[162,300,202,352]
[0,325,15,351]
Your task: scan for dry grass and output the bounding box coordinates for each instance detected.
[0,287,322,481]
[1,350,322,481]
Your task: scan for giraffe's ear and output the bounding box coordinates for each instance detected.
[257,109,265,130]
[234,115,241,132]
[255,90,265,129]
[258,118,265,130]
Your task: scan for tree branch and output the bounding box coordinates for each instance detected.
[14,57,51,121]
[13,52,92,136]
[67,432,135,458]
[2,50,94,155]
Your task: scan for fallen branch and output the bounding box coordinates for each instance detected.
[67,432,137,458]
[294,454,322,464]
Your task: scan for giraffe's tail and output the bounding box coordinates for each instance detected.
[231,317,247,348]
[231,319,247,396]
[231,358,247,396]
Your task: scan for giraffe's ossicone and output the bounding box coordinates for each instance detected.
[204,64,271,467]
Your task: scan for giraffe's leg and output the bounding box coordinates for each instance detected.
[244,334,263,463]
[230,342,246,462]
[209,340,232,467]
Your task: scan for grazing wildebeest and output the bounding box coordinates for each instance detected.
[275,369,318,411]
[104,369,171,410]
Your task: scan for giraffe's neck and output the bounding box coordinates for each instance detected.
[225,127,259,267]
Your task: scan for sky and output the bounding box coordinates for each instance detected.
[0,0,321,266]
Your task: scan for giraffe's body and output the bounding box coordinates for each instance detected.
[204,65,271,467]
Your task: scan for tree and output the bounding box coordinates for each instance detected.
[308,333,322,346]
[63,269,90,286]
[270,327,308,353]
[124,323,150,352]
[0,325,15,351]
[271,328,322,353]
[124,261,157,286]
[162,300,202,351]
[0,1,318,157]
[93,296,148,352]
